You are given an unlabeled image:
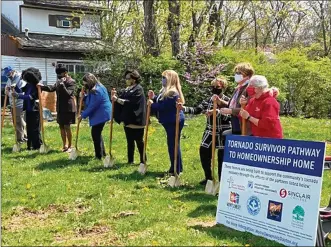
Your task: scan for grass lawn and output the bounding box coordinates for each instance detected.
[1,116,331,246]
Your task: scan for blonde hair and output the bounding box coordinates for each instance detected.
[83,72,99,88]
[234,62,254,78]
[160,70,185,104]
[211,76,228,88]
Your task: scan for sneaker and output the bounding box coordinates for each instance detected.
[66,147,72,153]
[62,147,68,152]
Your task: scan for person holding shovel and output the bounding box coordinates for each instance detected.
[148,70,185,176]
[218,62,254,135]
[179,76,231,185]
[12,67,42,150]
[39,64,76,152]
[78,73,111,160]
[239,75,283,138]
[3,66,27,143]
[112,69,147,165]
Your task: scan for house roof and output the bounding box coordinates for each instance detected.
[13,33,105,53]
[23,0,105,11]
[1,15,19,35]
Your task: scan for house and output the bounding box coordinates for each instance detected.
[1,0,105,87]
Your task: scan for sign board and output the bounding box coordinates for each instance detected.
[216,135,326,246]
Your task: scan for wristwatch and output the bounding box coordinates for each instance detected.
[247,115,251,120]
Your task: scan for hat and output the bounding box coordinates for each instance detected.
[55,63,68,74]
[3,66,13,77]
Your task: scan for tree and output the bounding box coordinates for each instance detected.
[143,0,160,56]
[167,0,180,57]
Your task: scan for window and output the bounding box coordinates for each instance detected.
[58,62,90,75]
[49,15,81,29]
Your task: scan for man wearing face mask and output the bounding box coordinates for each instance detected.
[4,66,27,143]
[39,63,76,152]
[112,69,147,165]
[219,62,254,135]
[179,77,231,185]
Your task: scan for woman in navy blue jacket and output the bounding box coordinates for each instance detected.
[78,73,112,160]
[148,70,185,176]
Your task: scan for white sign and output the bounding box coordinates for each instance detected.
[216,135,326,246]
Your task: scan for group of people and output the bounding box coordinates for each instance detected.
[3,61,283,184]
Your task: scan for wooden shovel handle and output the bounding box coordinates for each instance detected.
[241,103,247,136]
[109,88,116,155]
[211,98,217,182]
[75,87,85,149]
[37,85,45,144]
[2,93,8,129]
[174,98,181,177]
[12,94,18,142]
[143,99,151,164]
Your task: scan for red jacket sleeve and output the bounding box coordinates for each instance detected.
[258,98,280,130]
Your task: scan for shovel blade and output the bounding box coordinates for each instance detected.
[69,148,78,160]
[103,155,114,168]
[39,144,49,154]
[213,181,220,196]
[138,163,147,175]
[205,180,214,195]
[12,143,20,153]
[168,175,181,187]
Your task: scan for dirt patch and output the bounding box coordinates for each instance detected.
[187,220,215,228]
[127,229,153,240]
[113,210,139,219]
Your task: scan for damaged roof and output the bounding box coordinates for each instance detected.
[23,0,105,11]
[13,33,105,53]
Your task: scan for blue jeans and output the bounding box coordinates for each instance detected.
[162,120,184,174]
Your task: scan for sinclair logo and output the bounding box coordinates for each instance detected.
[279,188,311,201]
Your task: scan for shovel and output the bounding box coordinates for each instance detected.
[37,85,49,153]
[168,98,182,188]
[241,102,247,136]
[1,93,8,131]
[104,90,116,168]
[11,95,20,153]
[205,98,219,195]
[69,88,84,160]
[138,99,151,175]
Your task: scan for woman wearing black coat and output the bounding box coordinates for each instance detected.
[112,70,147,165]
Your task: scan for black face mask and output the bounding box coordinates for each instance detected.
[212,87,223,95]
[57,75,64,79]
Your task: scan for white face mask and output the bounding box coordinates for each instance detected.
[234,74,244,83]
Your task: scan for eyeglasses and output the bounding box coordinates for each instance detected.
[162,76,166,79]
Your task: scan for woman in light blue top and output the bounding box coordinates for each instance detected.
[78,73,111,159]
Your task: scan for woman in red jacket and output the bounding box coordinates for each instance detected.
[239,75,283,138]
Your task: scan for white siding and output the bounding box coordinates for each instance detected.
[1,1,23,30]
[21,7,100,38]
[1,56,84,85]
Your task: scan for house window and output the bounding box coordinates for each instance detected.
[58,62,90,74]
[49,15,81,29]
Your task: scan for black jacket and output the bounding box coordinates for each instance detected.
[114,84,146,126]
[41,77,76,113]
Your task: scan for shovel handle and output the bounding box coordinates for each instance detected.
[75,87,85,149]
[37,85,45,144]
[211,98,217,182]
[2,93,8,129]
[241,103,247,136]
[174,98,181,177]
[109,88,116,155]
[143,99,151,165]
[12,94,18,143]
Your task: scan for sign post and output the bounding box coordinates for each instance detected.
[216,135,326,246]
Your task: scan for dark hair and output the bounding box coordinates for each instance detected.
[55,63,68,74]
[124,69,141,83]
[22,67,42,85]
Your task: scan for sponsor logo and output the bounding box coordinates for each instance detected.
[248,181,254,189]
[226,192,241,210]
[227,176,245,191]
[279,188,310,201]
[253,183,277,196]
[291,205,305,229]
[247,196,261,216]
[267,200,283,222]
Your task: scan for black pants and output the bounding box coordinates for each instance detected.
[199,146,225,182]
[91,122,106,159]
[26,111,42,150]
[124,127,145,164]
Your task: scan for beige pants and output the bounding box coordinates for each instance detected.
[11,107,27,142]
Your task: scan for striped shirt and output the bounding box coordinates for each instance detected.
[6,72,25,109]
